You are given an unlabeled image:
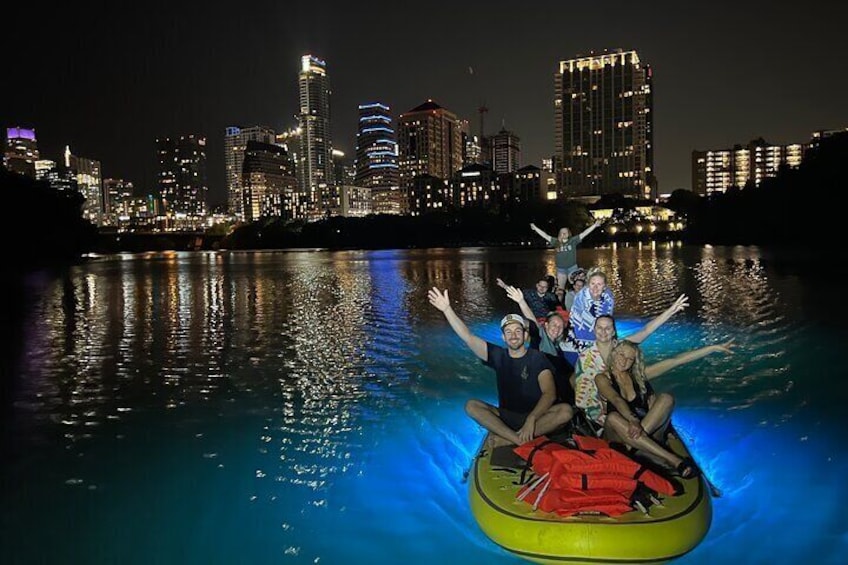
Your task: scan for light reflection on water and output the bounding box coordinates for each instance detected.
[2,244,847,564]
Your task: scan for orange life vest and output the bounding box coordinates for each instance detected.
[513,434,678,516]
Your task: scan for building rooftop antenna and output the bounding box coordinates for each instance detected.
[478,104,488,139]
[469,65,488,139]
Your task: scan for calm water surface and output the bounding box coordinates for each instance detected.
[2,244,846,564]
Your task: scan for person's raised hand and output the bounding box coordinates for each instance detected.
[505,285,524,304]
[671,294,689,314]
[713,339,736,355]
[428,287,451,312]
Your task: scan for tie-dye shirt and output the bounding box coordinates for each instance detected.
[574,341,613,426]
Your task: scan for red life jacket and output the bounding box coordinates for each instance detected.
[537,487,635,517]
[513,434,678,516]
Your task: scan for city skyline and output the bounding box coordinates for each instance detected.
[4,1,846,206]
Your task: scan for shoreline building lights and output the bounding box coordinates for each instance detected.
[692,136,809,195]
[355,102,401,215]
[297,54,334,220]
[225,125,276,221]
[512,165,556,203]
[451,163,501,209]
[555,49,656,199]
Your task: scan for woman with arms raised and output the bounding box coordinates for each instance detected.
[530,220,602,291]
[594,339,734,478]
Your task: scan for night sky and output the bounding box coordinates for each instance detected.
[5,1,846,206]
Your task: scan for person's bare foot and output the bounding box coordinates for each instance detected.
[487,434,515,449]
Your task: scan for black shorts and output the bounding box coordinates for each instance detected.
[498,407,529,431]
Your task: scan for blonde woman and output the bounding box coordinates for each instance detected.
[594,339,734,477]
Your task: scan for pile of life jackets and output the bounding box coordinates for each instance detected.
[513,434,679,517]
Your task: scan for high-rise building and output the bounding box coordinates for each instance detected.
[225,125,276,220]
[489,127,521,174]
[354,102,401,215]
[4,127,40,178]
[397,100,463,212]
[64,146,103,225]
[34,159,56,180]
[692,137,808,195]
[275,127,304,219]
[555,49,655,199]
[103,178,135,226]
[155,134,208,226]
[461,130,483,167]
[242,140,298,222]
[297,54,334,219]
[332,149,354,188]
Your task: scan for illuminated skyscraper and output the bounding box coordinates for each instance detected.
[155,134,208,224]
[225,125,276,220]
[242,140,298,222]
[397,100,463,212]
[489,126,521,174]
[4,127,39,178]
[354,102,400,214]
[555,49,655,199]
[102,178,135,227]
[64,146,103,225]
[297,54,334,219]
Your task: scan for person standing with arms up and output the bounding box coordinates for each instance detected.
[530,219,603,291]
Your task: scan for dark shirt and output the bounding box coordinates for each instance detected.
[606,376,655,419]
[523,289,559,319]
[527,324,574,405]
[483,342,556,414]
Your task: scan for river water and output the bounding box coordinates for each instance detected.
[2,243,845,564]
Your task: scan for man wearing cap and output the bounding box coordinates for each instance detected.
[428,287,574,445]
[500,282,575,404]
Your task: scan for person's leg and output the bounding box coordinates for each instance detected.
[556,268,568,291]
[533,403,574,436]
[641,392,674,436]
[465,398,521,445]
[603,412,683,469]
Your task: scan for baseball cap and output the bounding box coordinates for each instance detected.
[569,268,587,283]
[500,313,528,330]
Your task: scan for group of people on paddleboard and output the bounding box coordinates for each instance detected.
[429,220,734,479]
